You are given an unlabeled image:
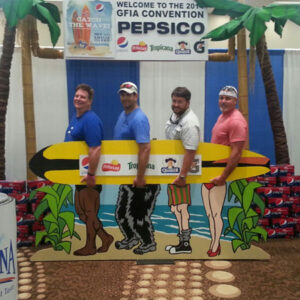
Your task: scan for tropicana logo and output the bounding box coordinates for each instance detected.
[102,160,121,172]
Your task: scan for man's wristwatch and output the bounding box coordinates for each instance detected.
[87,172,95,177]
[179,175,185,180]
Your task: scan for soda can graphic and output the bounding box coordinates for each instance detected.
[0,193,18,300]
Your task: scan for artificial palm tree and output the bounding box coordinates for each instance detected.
[0,0,60,179]
[195,0,300,164]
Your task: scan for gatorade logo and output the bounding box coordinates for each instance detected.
[81,157,89,170]
[117,37,128,48]
[95,3,104,12]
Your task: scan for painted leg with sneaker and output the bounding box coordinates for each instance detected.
[166,185,192,254]
[115,184,160,254]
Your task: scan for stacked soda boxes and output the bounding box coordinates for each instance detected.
[0,180,52,247]
[249,164,300,239]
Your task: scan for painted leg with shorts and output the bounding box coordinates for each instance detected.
[166,184,192,254]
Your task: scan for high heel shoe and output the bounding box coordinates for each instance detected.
[208,245,221,257]
[207,249,212,255]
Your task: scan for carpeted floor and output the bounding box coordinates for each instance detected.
[17,238,300,300]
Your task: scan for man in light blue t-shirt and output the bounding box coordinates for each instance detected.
[113,82,160,255]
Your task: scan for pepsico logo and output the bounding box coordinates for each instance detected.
[95,3,104,12]
[117,37,128,48]
[81,157,89,170]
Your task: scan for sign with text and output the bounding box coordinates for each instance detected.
[64,0,208,60]
[79,154,202,176]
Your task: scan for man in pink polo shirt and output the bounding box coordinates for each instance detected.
[202,86,248,257]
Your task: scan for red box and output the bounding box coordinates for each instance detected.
[272,164,295,176]
[258,218,270,226]
[16,204,28,215]
[256,186,291,198]
[256,207,289,218]
[27,180,52,191]
[278,176,300,187]
[0,180,26,192]
[256,176,277,186]
[291,186,300,197]
[267,196,289,208]
[9,192,30,204]
[267,227,294,238]
[291,205,300,217]
[17,225,30,235]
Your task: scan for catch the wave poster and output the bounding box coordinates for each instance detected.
[64,0,115,58]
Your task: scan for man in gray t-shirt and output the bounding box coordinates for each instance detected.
[165,87,201,254]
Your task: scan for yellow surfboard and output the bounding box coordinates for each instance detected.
[29,140,270,185]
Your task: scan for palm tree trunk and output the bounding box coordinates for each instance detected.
[237,28,249,149]
[256,35,290,164]
[0,23,16,179]
[20,17,37,180]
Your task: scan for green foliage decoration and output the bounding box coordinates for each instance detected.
[29,184,81,254]
[225,179,267,253]
[0,0,61,46]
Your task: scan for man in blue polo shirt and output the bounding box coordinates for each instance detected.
[113,82,160,255]
[65,83,113,256]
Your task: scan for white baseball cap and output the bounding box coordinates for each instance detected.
[118,82,138,94]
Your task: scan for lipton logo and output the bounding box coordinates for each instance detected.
[132,41,147,52]
[102,160,121,172]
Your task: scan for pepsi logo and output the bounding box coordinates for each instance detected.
[267,229,276,236]
[287,177,294,185]
[17,216,23,224]
[81,157,89,170]
[95,3,104,12]
[275,199,283,206]
[265,188,272,196]
[117,37,128,48]
[37,182,46,188]
[264,209,271,216]
[279,219,288,226]
[270,166,278,174]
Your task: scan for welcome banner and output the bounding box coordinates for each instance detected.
[63,0,208,60]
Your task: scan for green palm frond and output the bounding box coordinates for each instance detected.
[195,0,250,17]
[194,0,300,46]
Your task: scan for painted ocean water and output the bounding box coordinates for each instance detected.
[68,205,235,242]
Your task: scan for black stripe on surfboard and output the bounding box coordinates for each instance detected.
[202,160,270,168]
[29,146,79,179]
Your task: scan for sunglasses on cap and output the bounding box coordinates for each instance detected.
[219,85,238,98]
[120,83,136,89]
[220,86,237,93]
